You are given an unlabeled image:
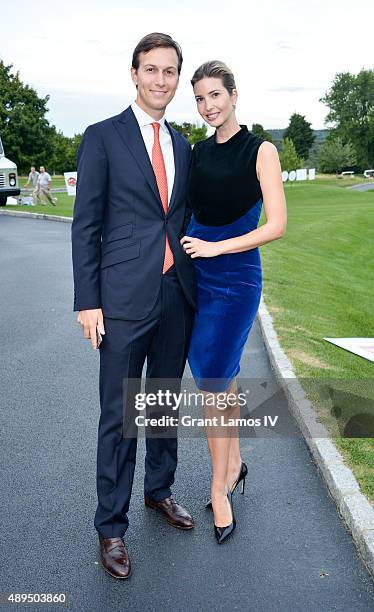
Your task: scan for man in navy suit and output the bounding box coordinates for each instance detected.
[71,33,196,579]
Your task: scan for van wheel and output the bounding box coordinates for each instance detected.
[0,197,7,206]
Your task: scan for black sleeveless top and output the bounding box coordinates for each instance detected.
[187,125,265,226]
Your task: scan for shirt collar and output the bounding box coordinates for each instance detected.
[131,101,167,132]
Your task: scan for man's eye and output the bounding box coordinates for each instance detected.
[146,67,153,72]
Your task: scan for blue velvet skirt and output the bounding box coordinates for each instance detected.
[187,199,263,392]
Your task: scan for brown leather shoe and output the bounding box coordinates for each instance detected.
[99,536,131,579]
[144,495,195,530]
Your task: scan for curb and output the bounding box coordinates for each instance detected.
[257,296,374,578]
[0,209,72,223]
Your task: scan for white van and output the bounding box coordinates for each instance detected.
[0,135,20,206]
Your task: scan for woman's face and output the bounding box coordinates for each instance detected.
[193,77,237,128]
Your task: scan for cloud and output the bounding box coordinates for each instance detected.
[269,86,322,93]
[2,0,373,133]
[276,41,293,50]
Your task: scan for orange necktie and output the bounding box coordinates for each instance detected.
[151,122,174,274]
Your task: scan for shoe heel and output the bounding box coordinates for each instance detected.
[144,496,157,509]
[241,476,246,495]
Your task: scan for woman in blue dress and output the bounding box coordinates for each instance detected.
[181,61,287,543]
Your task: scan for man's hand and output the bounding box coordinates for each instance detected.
[77,308,105,350]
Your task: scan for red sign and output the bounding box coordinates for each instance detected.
[67,177,77,186]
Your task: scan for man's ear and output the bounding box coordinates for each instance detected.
[130,67,138,88]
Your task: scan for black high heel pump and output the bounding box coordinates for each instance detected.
[233,461,248,495]
[214,492,236,544]
[205,462,248,509]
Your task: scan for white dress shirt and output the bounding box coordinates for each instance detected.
[131,101,175,205]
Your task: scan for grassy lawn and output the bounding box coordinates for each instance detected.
[313,174,371,187]
[4,174,374,503]
[259,176,374,503]
[19,175,68,189]
[6,192,74,215]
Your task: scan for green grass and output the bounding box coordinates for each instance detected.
[259,176,374,504]
[260,179,373,379]
[19,174,67,189]
[313,173,371,188]
[7,192,74,215]
[5,174,374,503]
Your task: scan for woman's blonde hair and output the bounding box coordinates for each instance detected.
[191,60,236,95]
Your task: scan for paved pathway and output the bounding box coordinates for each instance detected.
[347,182,374,192]
[1,215,374,611]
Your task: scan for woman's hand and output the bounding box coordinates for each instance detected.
[180,236,222,258]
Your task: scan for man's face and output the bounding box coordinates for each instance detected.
[131,46,179,117]
[31,167,35,173]
[40,167,45,173]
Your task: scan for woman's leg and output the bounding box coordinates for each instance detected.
[204,386,236,527]
[225,378,244,491]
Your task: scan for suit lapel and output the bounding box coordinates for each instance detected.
[165,120,181,213]
[114,107,183,215]
[113,107,164,212]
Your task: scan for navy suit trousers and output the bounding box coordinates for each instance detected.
[94,267,194,538]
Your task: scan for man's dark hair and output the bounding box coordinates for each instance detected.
[132,32,183,74]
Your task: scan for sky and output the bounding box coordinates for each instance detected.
[1,0,373,136]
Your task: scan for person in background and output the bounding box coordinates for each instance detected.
[36,166,57,206]
[24,166,39,205]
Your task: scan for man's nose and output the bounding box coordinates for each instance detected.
[155,71,166,86]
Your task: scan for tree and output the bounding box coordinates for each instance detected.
[169,121,207,144]
[66,134,83,170]
[304,141,320,170]
[279,137,301,172]
[50,131,82,174]
[251,123,273,142]
[318,136,356,174]
[283,113,315,160]
[320,69,374,170]
[0,59,55,173]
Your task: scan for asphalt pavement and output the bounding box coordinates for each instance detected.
[347,182,374,192]
[1,214,374,612]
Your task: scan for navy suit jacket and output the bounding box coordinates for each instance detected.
[71,105,197,320]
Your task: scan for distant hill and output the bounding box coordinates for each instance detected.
[266,128,329,149]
